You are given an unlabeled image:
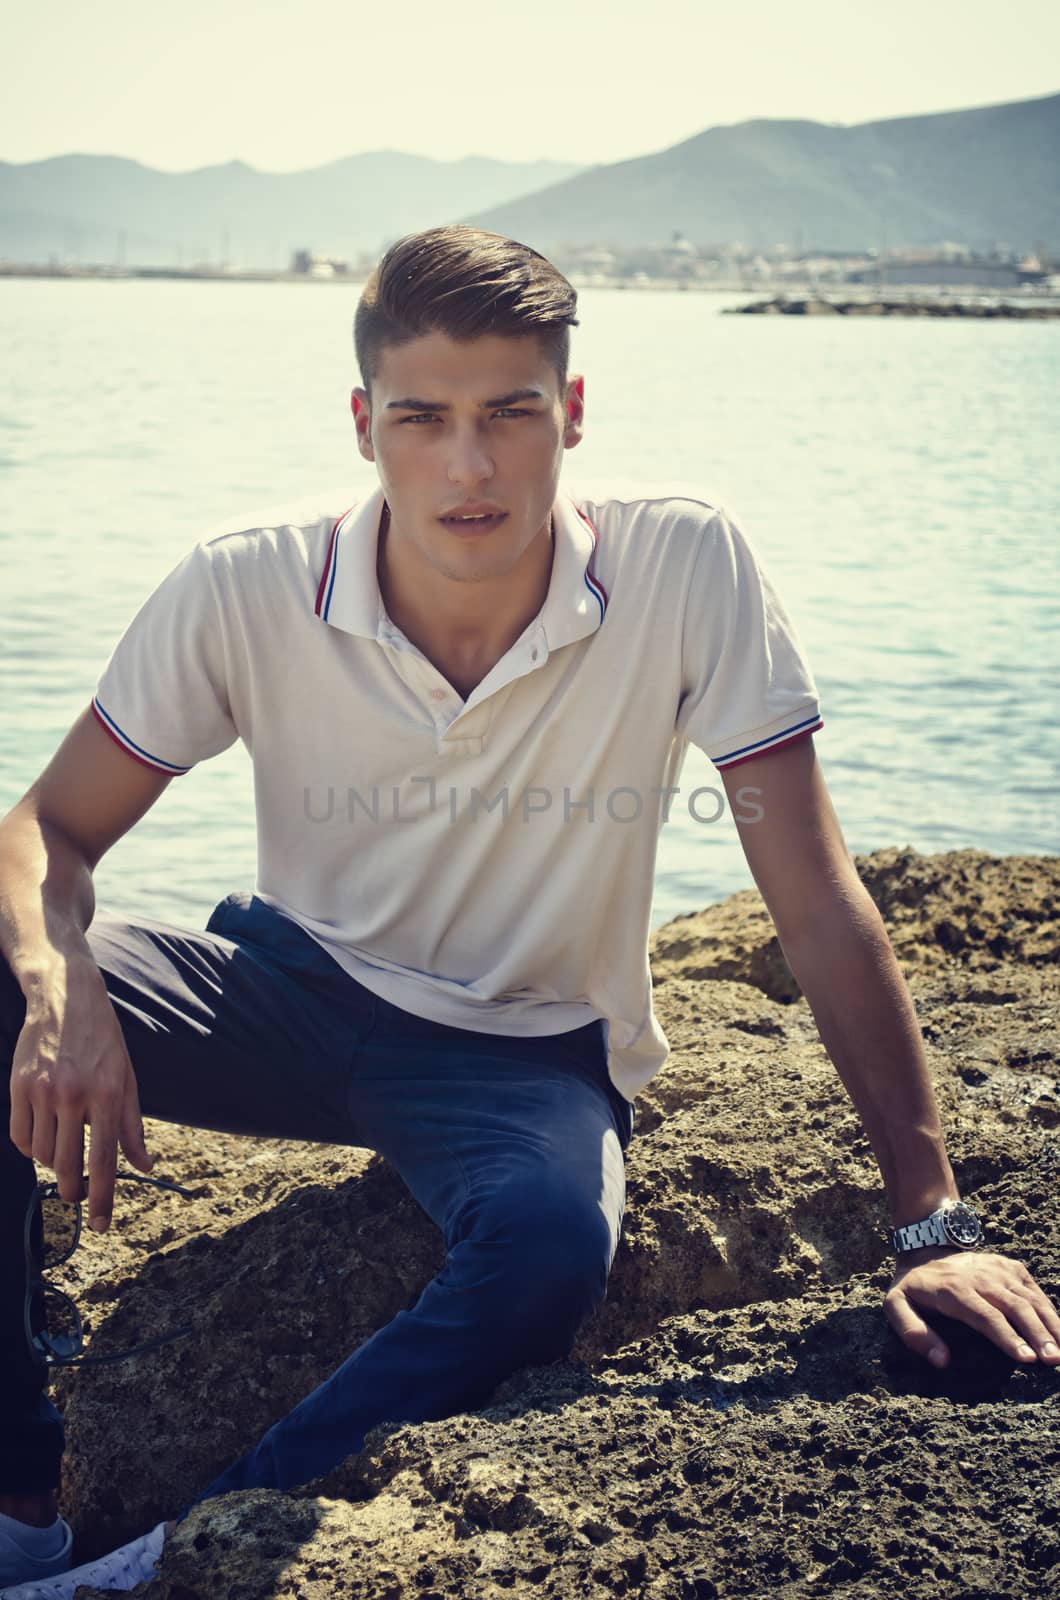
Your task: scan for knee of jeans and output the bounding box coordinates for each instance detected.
[481,1196,617,1319]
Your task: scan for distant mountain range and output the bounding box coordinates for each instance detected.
[0,151,585,270]
[1,93,1056,270]
[468,93,1060,255]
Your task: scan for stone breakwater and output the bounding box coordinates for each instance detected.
[726,297,1060,319]
[48,845,1059,1598]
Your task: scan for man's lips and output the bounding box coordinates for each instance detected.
[438,506,508,533]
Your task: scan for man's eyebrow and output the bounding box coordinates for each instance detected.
[483,388,546,407]
[384,388,546,411]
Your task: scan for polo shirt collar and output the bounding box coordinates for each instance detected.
[314,485,608,650]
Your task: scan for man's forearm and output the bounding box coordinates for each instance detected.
[0,799,97,991]
[777,889,959,1228]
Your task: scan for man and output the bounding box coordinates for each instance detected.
[1,224,1057,1598]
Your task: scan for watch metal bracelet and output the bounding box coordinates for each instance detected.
[893,1214,947,1250]
[892,1199,982,1254]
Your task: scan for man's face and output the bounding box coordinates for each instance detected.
[351,330,584,586]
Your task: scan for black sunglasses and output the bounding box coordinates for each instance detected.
[24,1172,197,1368]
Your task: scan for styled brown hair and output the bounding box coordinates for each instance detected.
[354,224,578,396]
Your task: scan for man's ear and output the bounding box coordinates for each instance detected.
[351,388,375,462]
[563,375,585,450]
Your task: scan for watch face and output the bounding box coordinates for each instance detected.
[942,1202,981,1247]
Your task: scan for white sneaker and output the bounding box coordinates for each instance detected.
[0,1520,73,1588]
[0,1521,166,1598]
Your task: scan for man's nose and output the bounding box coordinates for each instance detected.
[447,430,494,486]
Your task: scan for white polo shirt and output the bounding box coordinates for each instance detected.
[92,481,823,1105]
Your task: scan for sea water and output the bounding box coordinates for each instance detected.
[1,280,1057,932]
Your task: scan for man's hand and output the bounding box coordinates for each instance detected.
[884,1246,1060,1369]
[9,948,153,1231]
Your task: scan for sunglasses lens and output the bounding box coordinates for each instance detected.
[40,1195,79,1269]
[39,1285,82,1360]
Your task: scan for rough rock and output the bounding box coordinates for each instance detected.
[44,846,1058,1598]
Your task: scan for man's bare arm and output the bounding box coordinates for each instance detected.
[720,735,1060,1369]
[0,706,173,1224]
[722,735,954,1223]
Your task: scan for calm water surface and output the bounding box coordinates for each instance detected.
[1,281,1057,933]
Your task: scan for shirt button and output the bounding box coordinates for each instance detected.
[531,648,539,661]
[430,688,446,700]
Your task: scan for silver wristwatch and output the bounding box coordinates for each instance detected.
[891,1199,983,1255]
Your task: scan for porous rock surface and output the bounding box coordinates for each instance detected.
[47,845,1058,1598]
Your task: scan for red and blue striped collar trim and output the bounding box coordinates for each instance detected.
[572,502,608,624]
[313,489,608,646]
[314,502,358,624]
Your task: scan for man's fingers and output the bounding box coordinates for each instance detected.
[883,1289,950,1367]
[950,1295,1045,1362]
[52,1112,87,1203]
[977,1285,1060,1362]
[903,1280,1050,1369]
[86,1103,120,1233]
[118,1073,153,1175]
[1004,1269,1060,1349]
[29,1106,58,1171]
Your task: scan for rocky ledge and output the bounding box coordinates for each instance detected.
[725,298,1060,318]
[50,846,1059,1598]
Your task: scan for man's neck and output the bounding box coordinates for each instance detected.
[376,505,555,696]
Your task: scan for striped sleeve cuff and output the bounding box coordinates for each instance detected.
[713,713,823,770]
[91,698,193,775]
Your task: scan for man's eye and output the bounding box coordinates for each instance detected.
[494,408,531,419]
[400,414,438,424]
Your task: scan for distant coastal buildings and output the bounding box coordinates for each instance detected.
[277,237,1059,295]
[551,234,1056,293]
[288,248,357,278]
[2,237,1057,299]
[281,236,1056,293]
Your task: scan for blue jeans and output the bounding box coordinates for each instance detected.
[1,892,633,1500]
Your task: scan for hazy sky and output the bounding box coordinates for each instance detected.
[5,0,1058,172]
